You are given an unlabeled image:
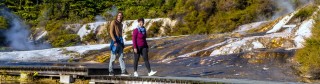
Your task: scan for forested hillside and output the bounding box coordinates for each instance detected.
[0,0,304,47]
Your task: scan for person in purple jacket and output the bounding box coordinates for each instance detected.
[132,18,157,77]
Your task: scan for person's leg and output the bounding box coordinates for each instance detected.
[133,47,142,77]
[118,46,126,73]
[133,50,140,72]
[141,47,151,72]
[109,51,116,73]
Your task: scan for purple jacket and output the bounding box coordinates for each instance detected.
[132,28,148,49]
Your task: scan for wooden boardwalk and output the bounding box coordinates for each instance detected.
[0,62,298,84]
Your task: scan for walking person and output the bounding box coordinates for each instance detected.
[132,18,157,77]
[109,12,128,76]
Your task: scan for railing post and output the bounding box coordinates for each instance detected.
[60,75,75,83]
[20,72,33,82]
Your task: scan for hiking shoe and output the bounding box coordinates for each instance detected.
[121,74,130,76]
[121,73,130,76]
[148,70,157,76]
[120,70,130,76]
[109,71,115,76]
[133,71,139,77]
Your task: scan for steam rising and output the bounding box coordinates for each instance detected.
[94,6,118,24]
[271,0,295,19]
[271,0,313,19]
[95,15,105,22]
[0,9,50,50]
[109,6,118,17]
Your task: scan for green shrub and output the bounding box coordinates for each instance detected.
[97,29,111,43]
[216,0,238,11]
[45,21,63,31]
[294,5,316,22]
[97,23,111,43]
[124,6,148,20]
[47,29,72,41]
[145,20,151,27]
[81,16,94,24]
[207,1,273,33]
[295,13,320,79]
[169,0,276,34]
[295,39,320,78]
[47,28,79,47]
[51,34,80,47]
[316,0,320,5]
[147,21,163,37]
[170,21,190,36]
[125,30,133,41]
[85,25,90,30]
[0,16,8,30]
[82,31,97,44]
[163,24,172,35]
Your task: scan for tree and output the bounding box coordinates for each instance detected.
[0,16,8,30]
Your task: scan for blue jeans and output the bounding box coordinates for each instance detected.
[109,45,126,73]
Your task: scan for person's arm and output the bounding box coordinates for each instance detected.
[132,29,138,49]
[109,21,116,43]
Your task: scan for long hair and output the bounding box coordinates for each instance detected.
[115,12,123,22]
